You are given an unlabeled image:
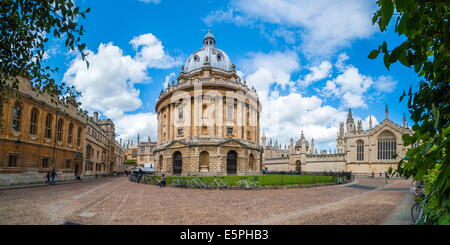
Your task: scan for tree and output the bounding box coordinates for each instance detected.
[370,0,449,224]
[0,0,90,127]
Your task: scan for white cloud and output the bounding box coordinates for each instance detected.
[115,113,158,143]
[239,51,300,94]
[130,33,181,69]
[64,33,178,120]
[204,0,377,57]
[261,92,347,150]
[319,53,375,109]
[63,33,178,143]
[375,75,397,93]
[298,61,332,87]
[163,72,176,89]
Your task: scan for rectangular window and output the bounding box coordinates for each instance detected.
[227,105,233,121]
[140,147,145,154]
[65,159,71,169]
[8,154,18,167]
[202,126,208,135]
[42,157,50,168]
[178,128,184,136]
[227,127,233,135]
[178,106,183,120]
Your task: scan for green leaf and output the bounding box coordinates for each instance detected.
[368,49,380,59]
[383,53,391,70]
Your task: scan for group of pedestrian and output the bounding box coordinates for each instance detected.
[45,169,57,185]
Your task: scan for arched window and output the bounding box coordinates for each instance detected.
[249,153,255,171]
[227,150,237,174]
[158,155,163,171]
[29,108,38,135]
[378,131,396,160]
[199,151,209,172]
[45,114,53,138]
[356,140,364,161]
[11,103,22,132]
[67,123,74,144]
[193,55,199,62]
[57,119,64,141]
[77,127,82,146]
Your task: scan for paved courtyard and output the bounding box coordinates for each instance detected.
[0,177,412,225]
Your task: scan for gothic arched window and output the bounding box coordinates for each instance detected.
[57,119,64,142]
[356,140,364,161]
[68,123,74,144]
[11,102,22,132]
[45,114,53,138]
[377,131,396,160]
[29,107,38,135]
[77,127,82,146]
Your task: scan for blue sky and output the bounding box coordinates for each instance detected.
[43,0,420,150]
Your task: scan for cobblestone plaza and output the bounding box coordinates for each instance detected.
[0,177,412,225]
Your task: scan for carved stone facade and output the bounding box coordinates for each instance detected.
[154,31,262,176]
[0,78,86,185]
[263,106,413,175]
[0,78,125,185]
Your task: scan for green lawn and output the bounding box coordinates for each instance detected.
[158,174,335,186]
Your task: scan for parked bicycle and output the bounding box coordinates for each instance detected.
[411,183,428,224]
[238,177,261,190]
[190,177,208,189]
[209,177,228,189]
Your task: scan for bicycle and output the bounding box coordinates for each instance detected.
[411,184,428,224]
[191,177,207,189]
[238,177,261,190]
[209,177,228,189]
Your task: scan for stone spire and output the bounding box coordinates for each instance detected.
[385,104,389,120]
[346,109,354,133]
[262,130,267,146]
[137,134,140,144]
[339,122,345,137]
[310,138,315,154]
[347,109,354,123]
[369,115,373,129]
[357,120,363,132]
[403,113,408,128]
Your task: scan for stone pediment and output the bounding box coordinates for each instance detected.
[369,119,412,136]
[219,139,247,147]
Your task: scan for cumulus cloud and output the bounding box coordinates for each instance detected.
[163,72,176,89]
[375,75,397,93]
[204,0,377,57]
[298,61,332,87]
[115,113,158,143]
[63,33,177,142]
[261,92,347,150]
[239,51,300,94]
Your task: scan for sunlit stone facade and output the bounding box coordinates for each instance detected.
[154,31,262,176]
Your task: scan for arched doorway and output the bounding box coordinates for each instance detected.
[227,150,237,174]
[249,153,255,172]
[173,151,182,174]
[199,151,209,172]
[295,160,301,173]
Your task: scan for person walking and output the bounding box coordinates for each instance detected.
[45,171,51,184]
[137,168,143,183]
[50,169,57,185]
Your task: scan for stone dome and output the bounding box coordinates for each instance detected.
[295,131,309,147]
[183,30,232,73]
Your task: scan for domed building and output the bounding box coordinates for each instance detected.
[154,30,262,176]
